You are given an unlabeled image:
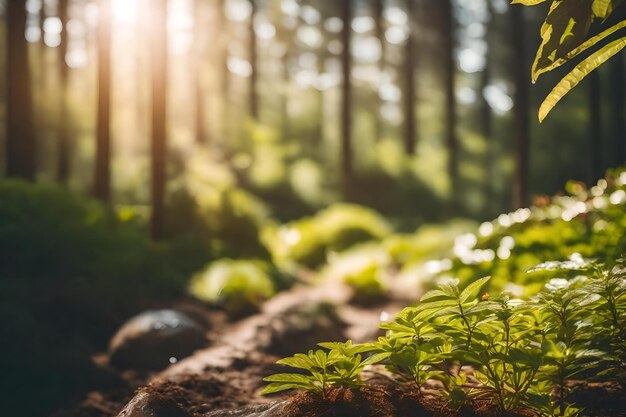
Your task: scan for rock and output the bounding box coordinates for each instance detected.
[117,391,194,417]
[109,310,206,371]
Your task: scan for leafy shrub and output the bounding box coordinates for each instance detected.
[263,259,626,416]
[262,203,392,269]
[0,180,191,414]
[440,168,626,295]
[320,244,391,303]
[190,259,281,316]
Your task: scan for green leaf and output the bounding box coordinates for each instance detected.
[276,355,314,370]
[532,0,595,82]
[539,36,626,122]
[512,0,551,5]
[592,0,623,19]
[459,276,491,303]
[530,19,626,80]
[263,373,313,384]
[261,382,313,395]
[420,289,452,301]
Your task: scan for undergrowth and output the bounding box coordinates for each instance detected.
[263,260,626,416]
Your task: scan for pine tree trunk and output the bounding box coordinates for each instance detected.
[589,70,603,183]
[442,0,458,204]
[249,0,259,120]
[510,5,530,209]
[374,0,385,142]
[482,0,494,211]
[341,0,354,200]
[6,0,36,180]
[57,0,71,183]
[194,0,208,144]
[94,0,112,202]
[404,0,417,156]
[610,57,626,167]
[150,0,168,239]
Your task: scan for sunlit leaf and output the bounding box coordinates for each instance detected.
[532,0,595,82]
[539,36,626,122]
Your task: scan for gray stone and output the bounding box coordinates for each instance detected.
[109,310,206,371]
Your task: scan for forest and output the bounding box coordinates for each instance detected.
[1,0,625,416]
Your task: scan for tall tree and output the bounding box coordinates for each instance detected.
[442,0,458,203]
[249,0,259,120]
[481,0,495,209]
[94,0,112,202]
[194,0,209,144]
[6,0,36,180]
[340,0,354,200]
[609,56,626,167]
[510,4,530,209]
[150,0,168,239]
[373,0,385,141]
[403,0,417,156]
[588,71,603,183]
[218,0,231,139]
[57,0,71,183]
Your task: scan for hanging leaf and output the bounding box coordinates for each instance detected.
[512,0,551,4]
[531,0,595,82]
[538,36,626,122]
[592,0,623,19]
[532,18,626,77]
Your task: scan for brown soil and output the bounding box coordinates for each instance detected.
[51,285,626,417]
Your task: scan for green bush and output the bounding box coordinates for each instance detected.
[263,203,392,269]
[439,168,626,295]
[0,180,193,415]
[189,259,280,317]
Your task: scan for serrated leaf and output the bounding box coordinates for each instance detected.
[263,373,314,385]
[276,355,314,370]
[539,36,626,122]
[420,289,452,301]
[460,276,491,303]
[261,382,312,395]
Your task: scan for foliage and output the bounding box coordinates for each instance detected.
[190,259,283,317]
[0,180,195,413]
[262,204,392,270]
[263,261,626,415]
[441,168,626,295]
[515,0,626,121]
[261,341,385,398]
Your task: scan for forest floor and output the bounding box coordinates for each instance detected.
[52,282,625,417]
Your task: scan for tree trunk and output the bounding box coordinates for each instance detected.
[150,0,168,240]
[510,5,530,209]
[373,0,385,141]
[6,0,36,180]
[218,0,230,139]
[94,0,112,202]
[589,70,603,183]
[57,0,71,183]
[442,0,458,204]
[341,0,354,200]
[481,0,494,210]
[249,0,259,120]
[609,57,626,167]
[194,0,208,144]
[404,0,417,156]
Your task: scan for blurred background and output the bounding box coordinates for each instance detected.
[2,0,626,416]
[2,0,624,225]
